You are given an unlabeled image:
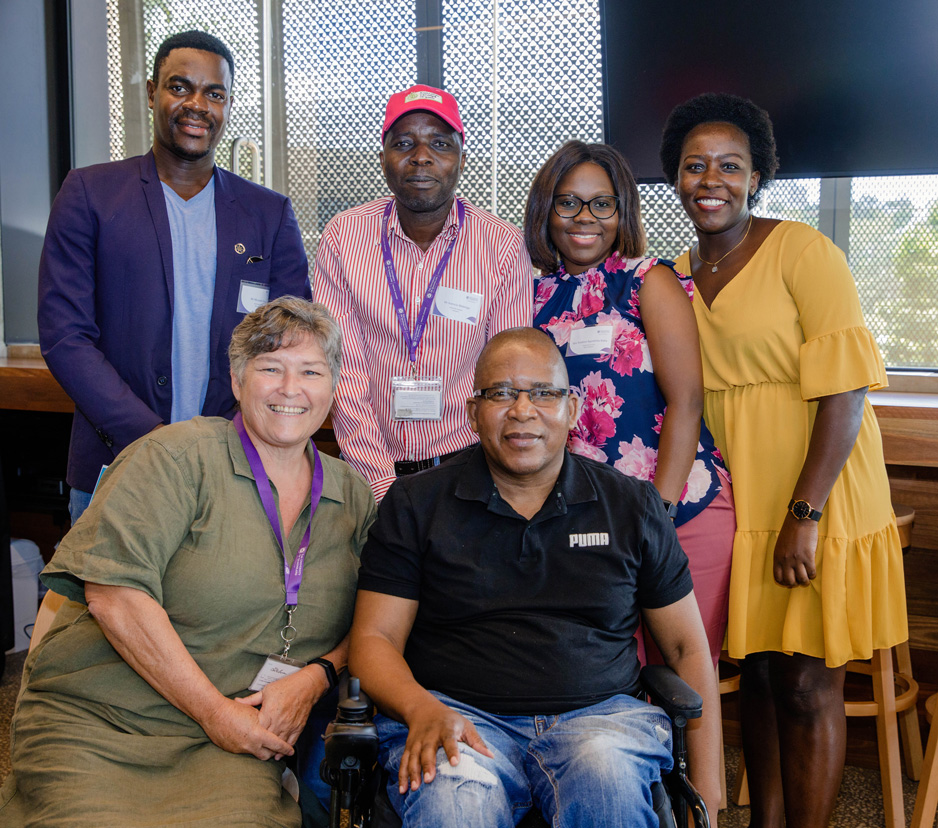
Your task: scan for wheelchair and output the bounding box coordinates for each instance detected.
[320,666,711,828]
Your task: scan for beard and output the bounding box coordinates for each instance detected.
[164,118,220,161]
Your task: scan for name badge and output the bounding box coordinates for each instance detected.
[431,285,483,325]
[248,653,307,692]
[391,376,443,420]
[567,325,614,356]
[237,280,270,314]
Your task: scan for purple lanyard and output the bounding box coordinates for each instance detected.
[381,197,465,367]
[234,412,324,608]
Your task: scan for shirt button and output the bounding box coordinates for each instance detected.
[157,375,168,386]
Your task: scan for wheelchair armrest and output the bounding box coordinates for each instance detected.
[639,665,702,727]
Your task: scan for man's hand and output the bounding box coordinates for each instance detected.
[236,666,328,759]
[398,699,494,794]
[201,695,295,760]
[773,516,818,587]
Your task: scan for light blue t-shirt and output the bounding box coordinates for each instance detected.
[162,177,217,423]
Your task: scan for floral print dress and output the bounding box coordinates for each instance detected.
[534,254,727,527]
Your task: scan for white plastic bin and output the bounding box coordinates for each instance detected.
[8,538,44,652]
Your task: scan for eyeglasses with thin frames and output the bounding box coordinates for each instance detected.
[473,386,569,407]
[552,194,620,219]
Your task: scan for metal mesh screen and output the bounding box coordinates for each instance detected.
[101,2,937,370]
[640,179,821,263]
[106,0,124,161]
[281,0,417,254]
[140,1,263,180]
[850,175,938,369]
[441,0,603,227]
[638,183,697,262]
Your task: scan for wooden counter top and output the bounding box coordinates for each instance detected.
[870,393,938,468]
[0,357,73,413]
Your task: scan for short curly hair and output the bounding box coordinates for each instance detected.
[228,297,342,390]
[524,141,646,273]
[152,30,235,88]
[659,93,779,209]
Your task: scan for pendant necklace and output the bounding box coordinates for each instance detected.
[695,215,753,273]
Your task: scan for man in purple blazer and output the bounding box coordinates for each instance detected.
[38,31,311,520]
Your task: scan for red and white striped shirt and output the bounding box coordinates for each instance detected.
[314,196,533,501]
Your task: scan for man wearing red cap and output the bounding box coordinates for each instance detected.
[314,85,533,501]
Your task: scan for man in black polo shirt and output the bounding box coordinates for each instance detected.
[349,328,720,827]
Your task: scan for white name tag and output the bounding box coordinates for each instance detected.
[248,653,307,692]
[392,376,444,420]
[237,280,270,314]
[431,285,483,325]
[567,325,614,356]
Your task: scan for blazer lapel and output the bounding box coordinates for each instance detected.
[211,167,237,368]
[140,151,175,309]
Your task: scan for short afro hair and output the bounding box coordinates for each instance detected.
[152,30,235,88]
[659,93,779,209]
[524,141,646,273]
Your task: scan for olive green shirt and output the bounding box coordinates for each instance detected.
[31,415,376,731]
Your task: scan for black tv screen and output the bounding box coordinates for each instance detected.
[601,0,938,181]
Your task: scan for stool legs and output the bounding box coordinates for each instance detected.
[896,641,924,780]
[872,648,906,828]
[729,645,920,828]
[911,695,938,828]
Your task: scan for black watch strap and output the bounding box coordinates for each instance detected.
[661,499,678,520]
[312,657,338,690]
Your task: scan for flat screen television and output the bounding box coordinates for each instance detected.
[601,0,938,181]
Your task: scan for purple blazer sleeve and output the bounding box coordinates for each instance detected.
[38,164,165,449]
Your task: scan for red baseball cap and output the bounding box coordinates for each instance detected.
[382,84,465,142]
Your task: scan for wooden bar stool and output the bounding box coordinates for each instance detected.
[716,654,741,810]
[911,693,938,828]
[730,647,920,827]
[847,648,921,828]
[894,503,915,550]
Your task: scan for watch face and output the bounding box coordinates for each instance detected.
[791,500,811,519]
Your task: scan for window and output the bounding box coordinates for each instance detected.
[104,0,938,372]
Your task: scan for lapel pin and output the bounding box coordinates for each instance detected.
[235,243,246,255]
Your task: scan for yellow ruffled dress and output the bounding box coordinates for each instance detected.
[676,221,908,667]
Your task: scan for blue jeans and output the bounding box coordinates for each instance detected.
[68,488,93,524]
[376,692,673,828]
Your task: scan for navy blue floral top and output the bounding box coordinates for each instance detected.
[534,253,727,527]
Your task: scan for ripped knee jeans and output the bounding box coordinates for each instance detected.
[376,691,673,828]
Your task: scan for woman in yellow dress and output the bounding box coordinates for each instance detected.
[660,93,907,828]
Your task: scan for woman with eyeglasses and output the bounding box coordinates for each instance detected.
[525,141,734,677]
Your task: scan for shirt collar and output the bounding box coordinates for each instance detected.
[454,445,599,518]
[387,196,461,246]
[227,418,345,504]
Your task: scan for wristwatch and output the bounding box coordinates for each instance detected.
[660,499,678,520]
[312,657,339,691]
[788,498,822,521]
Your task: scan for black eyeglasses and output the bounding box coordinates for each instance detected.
[473,386,569,406]
[552,194,620,219]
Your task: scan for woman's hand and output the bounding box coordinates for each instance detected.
[773,515,819,587]
[201,695,295,760]
[397,699,493,794]
[236,665,328,758]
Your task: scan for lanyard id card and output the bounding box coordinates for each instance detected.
[249,653,307,691]
[391,376,443,420]
[234,412,325,693]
